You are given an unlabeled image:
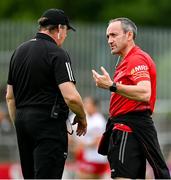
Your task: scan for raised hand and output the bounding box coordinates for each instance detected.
[92,66,113,89]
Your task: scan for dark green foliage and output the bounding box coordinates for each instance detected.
[0,0,171,26]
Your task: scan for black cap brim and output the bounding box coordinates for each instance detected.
[67,24,76,31]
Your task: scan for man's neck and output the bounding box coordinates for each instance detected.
[121,41,135,59]
[39,30,59,45]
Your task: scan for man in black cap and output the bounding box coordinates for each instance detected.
[6,9,87,179]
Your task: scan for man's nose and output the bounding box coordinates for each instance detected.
[108,36,113,44]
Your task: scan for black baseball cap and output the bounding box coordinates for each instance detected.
[40,9,76,31]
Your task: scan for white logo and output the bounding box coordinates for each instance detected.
[134,65,148,72]
[111,169,115,172]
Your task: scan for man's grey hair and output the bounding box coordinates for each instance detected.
[109,17,137,39]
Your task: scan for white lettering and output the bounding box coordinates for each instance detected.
[134,65,148,72]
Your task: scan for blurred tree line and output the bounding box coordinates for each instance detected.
[0,0,171,26]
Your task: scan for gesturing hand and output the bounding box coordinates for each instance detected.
[92,66,113,89]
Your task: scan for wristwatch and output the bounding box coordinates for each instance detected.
[109,82,117,92]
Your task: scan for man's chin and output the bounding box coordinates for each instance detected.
[111,50,117,55]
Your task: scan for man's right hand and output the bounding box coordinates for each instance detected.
[59,82,88,136]
[92,66,113,89]
[72,115,87,136]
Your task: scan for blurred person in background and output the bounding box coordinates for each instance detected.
[0,104,13,134]
[74,96,109,179]
[6,8,87,179]
[92,17,170,179]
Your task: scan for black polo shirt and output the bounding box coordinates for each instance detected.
[7,33,76,108]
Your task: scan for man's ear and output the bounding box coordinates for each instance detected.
[57,24,62,39]
[58,24,61,29]
[127,31,134,41]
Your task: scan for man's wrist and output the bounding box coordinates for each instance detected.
[77,112,86,119]
[109,82,117,92]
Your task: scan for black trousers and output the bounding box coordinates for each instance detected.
[15,106,68,179]
[106,111,170,179]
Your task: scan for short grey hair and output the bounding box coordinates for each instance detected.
[109,17,137,39]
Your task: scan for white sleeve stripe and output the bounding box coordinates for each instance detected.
[65,62,74,81]
[65,62,72,81]
[67,62,74,81]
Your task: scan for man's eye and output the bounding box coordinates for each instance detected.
[112,34,117,37]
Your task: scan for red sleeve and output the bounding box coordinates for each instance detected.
[126,55,150,84]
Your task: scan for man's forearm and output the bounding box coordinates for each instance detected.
[6,85,16,123]
[66,95,86,118]
[6,99,16,123]
[116,81,151,102]
[59,82,86,118]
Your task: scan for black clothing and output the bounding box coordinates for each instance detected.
[99,111,171,179]
[15,107,68,179]
[108,130,146,179]
[8,33,75,108]
[7,33,75,179]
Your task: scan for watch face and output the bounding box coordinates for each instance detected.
[109,83,117,92]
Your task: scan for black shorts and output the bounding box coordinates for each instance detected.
[108,129,146,179]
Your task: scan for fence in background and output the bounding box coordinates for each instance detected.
[0,21,171,164]
[1,22,171,100]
